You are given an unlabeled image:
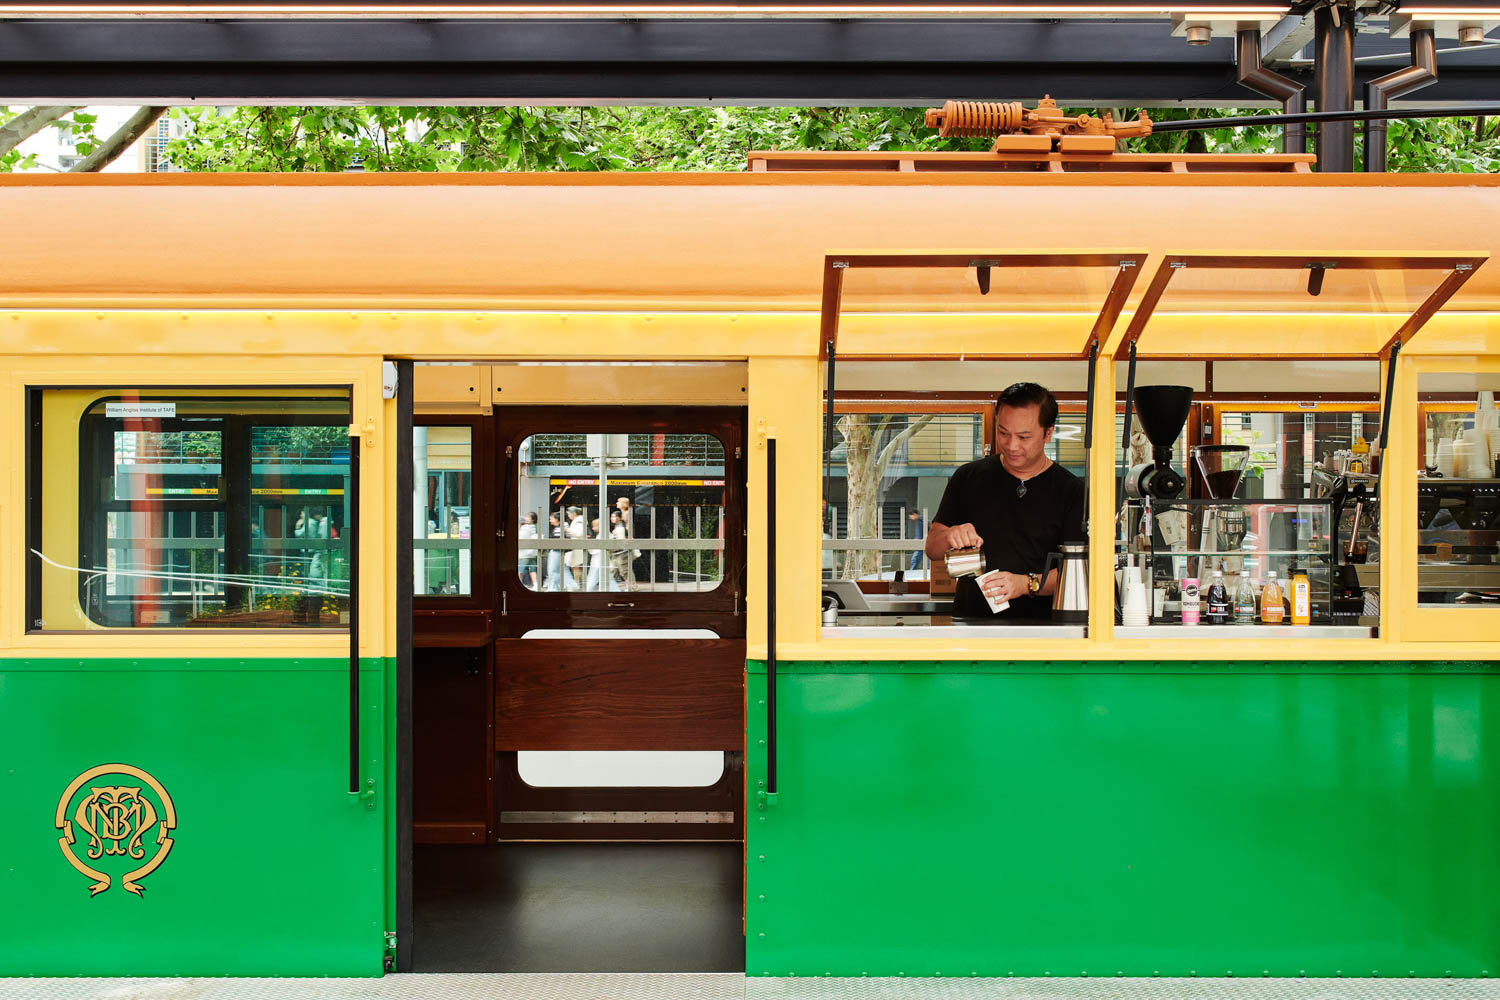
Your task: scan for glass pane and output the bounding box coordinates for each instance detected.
[518,432,726,593]
[1417,374,1500,607]
[517,750,726,788]
[823,412,983,582]
[34,391,351,630]
[414,426,473,596]
[1217,410,1381,499]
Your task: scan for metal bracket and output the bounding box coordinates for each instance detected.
[756,782,779,811]
[381,361,399,400]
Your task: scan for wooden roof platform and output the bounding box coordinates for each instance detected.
[747,150,1317,174]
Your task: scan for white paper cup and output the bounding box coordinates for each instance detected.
[974,570,1011,615]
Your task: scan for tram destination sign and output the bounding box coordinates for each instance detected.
[105,403,176,419]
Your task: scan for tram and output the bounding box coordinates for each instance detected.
[2,147,1499,980]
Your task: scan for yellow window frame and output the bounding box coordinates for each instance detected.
[1392,354,1500,643]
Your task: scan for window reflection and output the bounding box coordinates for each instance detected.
[518,432,726,593]
[1417,377,1500,607]
[414,426,472,596]
[37,391,351,630]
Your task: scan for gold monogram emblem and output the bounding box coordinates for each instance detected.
[55,764,177,897]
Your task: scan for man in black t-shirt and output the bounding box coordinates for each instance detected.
[924,382,1085,619]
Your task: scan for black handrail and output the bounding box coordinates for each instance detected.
[766,436,778,797]
[348,437,361,795]
[1151,103,1500,134]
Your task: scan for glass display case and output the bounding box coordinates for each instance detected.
[1117,497,1345,629]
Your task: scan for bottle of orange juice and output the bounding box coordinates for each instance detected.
[1289,567,1311,626]
[1260,570,1284,624]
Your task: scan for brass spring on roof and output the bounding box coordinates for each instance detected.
[923,100,1026,138]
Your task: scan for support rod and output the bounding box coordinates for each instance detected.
[1364,28,1437,173]
[1121,340,1138,502]
[1314,3,1356,172]
[823,338,836,497]
[1236,28,1306,156]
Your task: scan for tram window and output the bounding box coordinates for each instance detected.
[824,411,985,583]
[1416,373,1500,607]
[27,390,352,630]
[517,431,726,593]
[414,426,472,596]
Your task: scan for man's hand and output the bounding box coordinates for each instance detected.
[944,523,984,550]
[980,571,1030,603]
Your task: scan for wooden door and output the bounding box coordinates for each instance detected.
[495,407,747,841]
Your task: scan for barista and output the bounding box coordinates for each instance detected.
[924,382,1085,618]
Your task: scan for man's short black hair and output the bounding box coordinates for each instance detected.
[996,382,1059,430]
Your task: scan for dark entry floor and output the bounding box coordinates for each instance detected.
[413,842,746,973]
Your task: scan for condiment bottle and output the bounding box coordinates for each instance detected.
[1205,569,1230,625]
[1181,577,1200,626]
[1289,566,1311,626]
[1233,574,1257,624]
[1260,570,1284,624]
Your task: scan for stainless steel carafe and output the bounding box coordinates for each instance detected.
[1046,543,1089,624]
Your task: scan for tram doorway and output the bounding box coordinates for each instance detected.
[403,367,748,973]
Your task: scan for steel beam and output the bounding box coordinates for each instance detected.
[0,17,1241,104]
[0,15,1496,105]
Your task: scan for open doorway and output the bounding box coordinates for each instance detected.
[404,370,748,972]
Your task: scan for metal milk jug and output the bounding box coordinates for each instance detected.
[1046,543,1089,623]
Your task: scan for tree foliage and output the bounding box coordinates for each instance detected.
[161,105,988,173]
[5,103,1496,174]
[159,104,1496,174]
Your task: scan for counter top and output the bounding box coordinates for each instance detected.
[1114,623,1377,639]
[823,616,1087,639]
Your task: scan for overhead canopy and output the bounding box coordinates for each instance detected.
[819,250,1145,361]
[1110,251,1489,360]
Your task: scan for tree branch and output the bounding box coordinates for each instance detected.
[0,105,79,158]
[874,413,936,474]
[71,106,168,172]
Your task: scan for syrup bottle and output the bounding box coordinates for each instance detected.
[1260,570,1284,624]
[1205,569,1230,625]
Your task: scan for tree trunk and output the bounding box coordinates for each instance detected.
[71,106,168,172]
[0,105,79,158]
[836,412,935,579]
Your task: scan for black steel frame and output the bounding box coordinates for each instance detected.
[5,16,1499,106]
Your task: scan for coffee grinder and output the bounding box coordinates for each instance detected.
[1124,385,1193,502]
